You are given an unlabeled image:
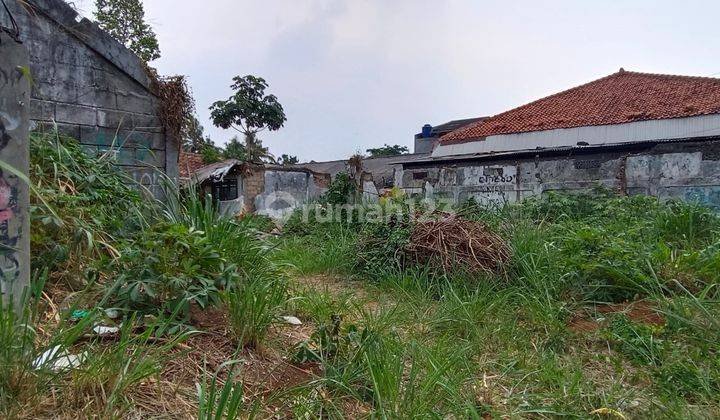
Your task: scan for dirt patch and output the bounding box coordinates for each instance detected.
[568,301,665,333]
[293,274,390,314]
[598,301,665,326]
[139,302,321,417]
[294,274,365,296]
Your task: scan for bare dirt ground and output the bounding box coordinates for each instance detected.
[567,300,665,333]
[130,275,368,418]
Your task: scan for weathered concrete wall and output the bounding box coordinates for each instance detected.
[207,165,328,220]
[256,170,312,220]
[2,0,179,195]
[0,34,31,308]
[400,140,720,208]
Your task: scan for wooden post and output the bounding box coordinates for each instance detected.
[0,33,31,310]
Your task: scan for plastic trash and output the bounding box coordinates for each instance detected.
[33,345,86,371]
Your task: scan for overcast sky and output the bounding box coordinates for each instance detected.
[73,0,720,162]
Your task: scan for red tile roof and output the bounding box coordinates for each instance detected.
[441,69,720,145]
[179,151,205,178]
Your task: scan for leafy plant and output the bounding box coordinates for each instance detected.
[109,222,235,317]
[30,131,147,285]
[325,172,356,206]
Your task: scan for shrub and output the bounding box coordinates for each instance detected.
[325,172,356,205]
[354,217,411,276]
[109,223,236,317]
[237,213,275,233]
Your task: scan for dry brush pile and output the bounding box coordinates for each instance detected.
[355,211,510,277]
[405,215,510,275]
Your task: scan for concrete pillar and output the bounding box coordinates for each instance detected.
[0,35,31,309]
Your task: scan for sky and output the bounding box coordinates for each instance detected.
[73,0,720,162]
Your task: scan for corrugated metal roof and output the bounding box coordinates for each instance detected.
[405,136,718,166]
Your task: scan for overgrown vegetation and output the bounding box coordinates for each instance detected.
[272,189,720,418]
[6,131,720,417]
[1,131,286,417]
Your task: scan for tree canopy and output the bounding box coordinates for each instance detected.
[209,76,286,136]
[95,0,160,62]
[209,75,286,163]
[277,154,299,166]
[366,144,409,158]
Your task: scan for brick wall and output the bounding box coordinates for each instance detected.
[2,0,179,196]
[242,166,265,213]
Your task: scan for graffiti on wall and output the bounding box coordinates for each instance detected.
[0,38,31,302]
[462,166,517,203]
[0,117,21,294]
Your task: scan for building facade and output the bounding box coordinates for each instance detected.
[399,70,720,208]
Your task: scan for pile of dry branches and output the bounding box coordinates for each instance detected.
[405,215,510,275]
[156,75,194,139]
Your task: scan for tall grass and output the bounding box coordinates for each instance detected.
[196,361,252,419]
[70,315,196,416]
[15,130,291,416]
[0,295,36,408]
[225,276,287,349]
[274,222,358,275]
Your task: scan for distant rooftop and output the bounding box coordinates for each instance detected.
[442,69,720,144]
[415,117,486,139]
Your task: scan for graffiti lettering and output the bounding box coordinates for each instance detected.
[0,170,20,289]
[132,171,162,186]
[478,174,514,184]
[477,185,507,193]
[574,160,601,169]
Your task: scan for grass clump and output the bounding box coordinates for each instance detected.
[225,275,287,348]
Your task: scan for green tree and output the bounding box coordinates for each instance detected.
[277,154,299,166]
[182,115,208,152]
[199,141,223,164]
[94,0,161,62]
[365,144,409,158]
[209,75,286,163]
[223,136,247,161]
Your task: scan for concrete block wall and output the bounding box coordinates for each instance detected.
[399,140,720,209]
[2,0,179,195]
